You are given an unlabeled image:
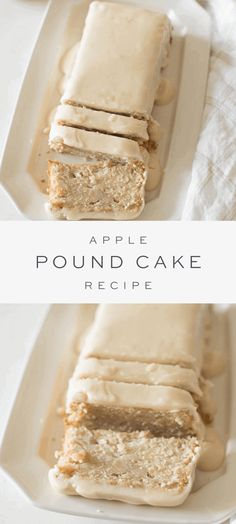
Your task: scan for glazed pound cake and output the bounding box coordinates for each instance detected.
[46,1,173,219]
[49,304,220,506]
[49,426,200,506]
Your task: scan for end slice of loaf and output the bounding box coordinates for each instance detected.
[66,379,204,438]
[55,105,149,143]
[49,426,200,506]
[75,357,203,396]
[48,123,144,163]
[47,159,146,220]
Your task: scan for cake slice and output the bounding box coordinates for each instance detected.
[47,159,146,220]
[49,426,200,506]
[62,1,171,118]
[75,358,215,424]
[75,358,203,397]
[49,123,147,162]
[54,105,149,143]
[66,379,204,438]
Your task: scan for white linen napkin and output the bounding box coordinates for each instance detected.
[182,0,236,220]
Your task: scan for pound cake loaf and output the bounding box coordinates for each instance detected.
[46,2,173,220]
[50,304,218,506]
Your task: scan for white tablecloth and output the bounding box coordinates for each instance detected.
[183,0,236,219]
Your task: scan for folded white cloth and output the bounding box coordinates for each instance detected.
[183,0,236,220]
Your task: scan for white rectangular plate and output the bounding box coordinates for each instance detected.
[0,0,210,220]
[0,304,236,524]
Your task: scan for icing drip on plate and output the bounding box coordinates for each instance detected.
[198,427,225,471]
[155,78,175,106]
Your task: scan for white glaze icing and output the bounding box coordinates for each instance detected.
[145,149,163,193]
[155,78,176,106]
[198,427,225,471]
[49,123,144,161]
[54,105,149,140]
[48,204,145,221]
[145,118,163,192]
[49,466,196,506]
[202,350,226,379]
[81,304,207,372]
[148,118,162,144]
[75,358,202,397]
[62,2,171,117]
[198,378,216,420]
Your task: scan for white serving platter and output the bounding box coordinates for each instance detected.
[0,304,236,524]
[0,0,211,220]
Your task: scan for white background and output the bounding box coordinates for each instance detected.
[0,221,236,303]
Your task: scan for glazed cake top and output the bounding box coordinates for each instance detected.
[81,304,207,372]
[55,105,149,141]
[62,1,171,117]
[75,357,203,396]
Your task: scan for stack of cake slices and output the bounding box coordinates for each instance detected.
[47,1,173,220]
[49,304,222,507]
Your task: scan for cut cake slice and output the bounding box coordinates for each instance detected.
[49,426,200,506]
[75,358,203,397]
[47,159,146,220]
[66,379,204,438]
[49,123,145,163]
[55,105,149,143]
